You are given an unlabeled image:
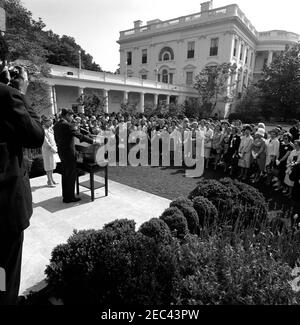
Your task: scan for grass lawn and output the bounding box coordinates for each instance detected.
[106,164,293,211]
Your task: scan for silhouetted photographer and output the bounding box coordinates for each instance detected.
[0,35,44,305]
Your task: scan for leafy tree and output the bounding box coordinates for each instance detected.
[183,97,202,118]
[233,84,264,122]
[3,0,101,71]
[77,92,107,116]
[194,63,237,117]
[258,43,300,120]
[120,101,138,115]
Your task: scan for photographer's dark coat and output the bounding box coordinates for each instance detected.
[0,83,44,233]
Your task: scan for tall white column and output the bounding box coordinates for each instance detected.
[267,51,273,66]
[123,91,128,103]
[78,87,84,97]
[139,92,145,113]
[103,89,109,113]
[166,95,170,105]
[49,85,55,115]
[154,94,158,107]
[52,86,57,114]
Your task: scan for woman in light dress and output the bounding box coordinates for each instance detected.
[238,125,253,180]
[265,129,280,169]
[283,140,300,198]
[204,121,213,169]
[41,116,58,187]
[249,128,266,183]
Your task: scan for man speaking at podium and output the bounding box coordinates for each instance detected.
[54,108,97,203]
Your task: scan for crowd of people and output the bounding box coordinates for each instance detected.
[43,111,300,203]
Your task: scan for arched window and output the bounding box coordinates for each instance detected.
[163,53,170,61]
[159,47,174,61]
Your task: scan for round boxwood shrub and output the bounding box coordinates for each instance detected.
[192,196,218,228]
[139,218,173,244]
[103,219,136,238]
[219,178,240,200]
[45,225,179,305]
[170,197,199,235]
[170,197,193,208]
[233,180,268,227]
[160,207,189,239]
[188,179,234,214]
[188,179,232,202]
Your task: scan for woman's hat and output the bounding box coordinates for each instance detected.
[269,128,279,136]
[255,128,265,137]
[41,115,52,124]
[243,124,252,131]
[257,123,265,129]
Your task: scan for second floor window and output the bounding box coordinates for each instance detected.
[209,38,219,56]
[187,41,195,59]
[141,74,147,80]
[142,49,147,64]
[163,52,170,61]
[162,69,168,83]
[159,47,174,61]
[233,39,238,57]
[240,44,244,61]
[186,71,194,85]
[245,48,249,64]
[250,52,253,67]
[127,51,132,66]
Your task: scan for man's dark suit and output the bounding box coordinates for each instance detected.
[0,83,44,304]
[53,118,94,201]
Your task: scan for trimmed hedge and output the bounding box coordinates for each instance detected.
[160,207,189,239]
[192,196,218,227]
[139,218,173,244]
[170,197,199,235]
[188,179,268,230]
[45,222,300,305]
[45,226,179,304]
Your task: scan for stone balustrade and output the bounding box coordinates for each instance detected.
[119,4,257,39]
[49,64,195,93]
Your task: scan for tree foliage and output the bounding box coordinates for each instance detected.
[77,92,107,116]
[3,0,101,71]
[232,84,264,122]
[258,43,300,119]
[194,62,237,116]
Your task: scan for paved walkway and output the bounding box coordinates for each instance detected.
[20,172,171,295]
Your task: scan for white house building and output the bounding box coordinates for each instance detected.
[118,1,300,117]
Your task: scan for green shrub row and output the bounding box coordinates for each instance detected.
[44,181,300,305]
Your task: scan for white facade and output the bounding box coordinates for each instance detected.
[118,1,300,117]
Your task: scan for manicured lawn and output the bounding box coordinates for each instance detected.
[107,164,294,211]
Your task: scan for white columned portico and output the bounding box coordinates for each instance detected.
[139,92,145,113]
[267,51,273,66]
[103,89,109,113]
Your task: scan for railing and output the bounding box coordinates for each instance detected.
[49,64,197,94]
[120,4,257,38]
[258,30,300,42]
